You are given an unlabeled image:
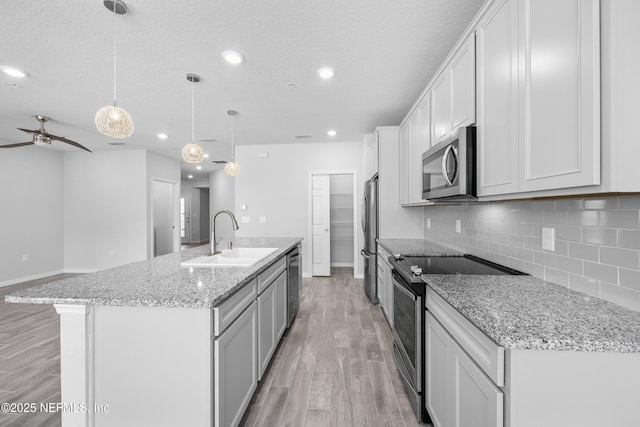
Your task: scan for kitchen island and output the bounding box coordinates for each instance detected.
[6,237,302,427]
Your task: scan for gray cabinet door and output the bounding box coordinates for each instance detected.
[274,272,287,342]
[258,282,276,380]
[214,301,257,427]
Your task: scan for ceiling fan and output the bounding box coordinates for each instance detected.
[0,115,92,152]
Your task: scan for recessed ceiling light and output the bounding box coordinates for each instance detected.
[317,67,335,79]
[203,153,209,158]
[188,175,193,179]
[157,133,168,140]
[2,67,29,78]
[327,130,337,137]
[196,166,202,170]
[222,50,245,65]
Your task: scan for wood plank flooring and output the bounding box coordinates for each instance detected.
[0,268,429,427]
[0,274,78,427]
[242,268,428,427]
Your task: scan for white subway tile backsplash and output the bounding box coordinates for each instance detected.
[584,261,618,284]
[555,225,583,242]
[599,247,640,269]
[600,210,640,229]
[618,229,640,250]
[600,282,640,312]
[620,268,640,292]
[568,242,599,262]
[543,210,568,225]
[545,267,569,287]
[583,227,618,246]
[423,195,640,311]
[568,274,600,298]
[556,256,583,275]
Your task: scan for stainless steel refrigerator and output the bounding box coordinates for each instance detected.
[361,175,378,304]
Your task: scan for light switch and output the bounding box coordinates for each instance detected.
[542,227,555,251]
[241,216,251,223]
[259,216,267,224]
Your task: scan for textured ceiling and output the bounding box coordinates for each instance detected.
[0,0,484,179]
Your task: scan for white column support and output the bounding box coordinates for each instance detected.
[54,304,94,427]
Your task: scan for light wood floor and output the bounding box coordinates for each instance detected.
[0,269,428,427]
[0,274,78,427]
[242,268,427,427]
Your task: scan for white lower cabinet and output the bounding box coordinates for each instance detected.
[426,311,503,427]
[274,271,287,342]
[376,244,393,326]
[214,301,258,427]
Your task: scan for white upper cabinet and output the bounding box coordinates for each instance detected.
[476,0,519,196]
[408,105,423,204]
[451,35,477,131]
[518,0,600,192]
[363,133,379,180]
[400,92,432,206]
[431,72,452,146]
[477,0,600,197]
[398,124,410,205]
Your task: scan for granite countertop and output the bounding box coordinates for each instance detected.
[424,274,640,353]
[377,238,462,257]
[6,237,302,309]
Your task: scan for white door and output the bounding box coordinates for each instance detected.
[153,180,175,257]
[311,174,331,276]
[180,194,191,245]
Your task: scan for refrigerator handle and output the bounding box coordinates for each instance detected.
[360,249,370,259]
[361,192,367,234]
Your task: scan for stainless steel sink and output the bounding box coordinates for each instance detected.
[181,247,278,267]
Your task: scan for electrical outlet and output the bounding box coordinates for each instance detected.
[22,254,29,262]
[455,219,462,233]
[542,227,555,251]
[241,216,251,223]
[241,204,247,210]
[426,218,431,229]
[259,216,267,224]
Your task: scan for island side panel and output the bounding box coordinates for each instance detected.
[505,349,640,427]
[93,305,212,427]
[55,304,95,427]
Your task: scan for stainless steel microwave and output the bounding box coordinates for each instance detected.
[422,126,476,201]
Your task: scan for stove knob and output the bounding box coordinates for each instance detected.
[393,254,402,260]
[412,267,423,275]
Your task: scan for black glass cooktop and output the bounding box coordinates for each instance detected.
[403,255,524,275]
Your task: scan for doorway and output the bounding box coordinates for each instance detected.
[309,171,357,277]
[180,194,192,245]
[152,179,177,257]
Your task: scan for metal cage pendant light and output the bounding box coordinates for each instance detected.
[181,74,205,163]
[224,110,240,176]
[95,0,134,138]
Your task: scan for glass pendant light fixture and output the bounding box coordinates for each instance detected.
[95,0,134,138]
[224,110,240,176]
[181,73,205,163]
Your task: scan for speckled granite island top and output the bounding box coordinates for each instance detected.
[6,237,302,309]
[377,238,462,256]
[424,274,640,353]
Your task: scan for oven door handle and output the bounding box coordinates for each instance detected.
[393,275,417,301]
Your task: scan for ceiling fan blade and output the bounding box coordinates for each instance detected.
[0,142,35,148]
[44,133,92,153]
[212,160,229,164]
[17,127,41,135]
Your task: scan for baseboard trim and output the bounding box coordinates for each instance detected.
[0,269,65,288]
[64,269,101,274]
[330,263,355,267]
[354,273,364,279]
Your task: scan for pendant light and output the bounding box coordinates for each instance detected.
[95,0,134,138]
[181,73,205,163]
[224,110,240,176]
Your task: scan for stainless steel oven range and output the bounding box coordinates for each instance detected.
[388,254,526,423]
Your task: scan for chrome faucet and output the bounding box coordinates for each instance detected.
[210,210,240,255]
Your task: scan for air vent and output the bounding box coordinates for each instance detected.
[108,142,126,146]
[295,134,312,139]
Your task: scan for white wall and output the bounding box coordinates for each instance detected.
[64,150,148,272]
[209,169,236,250]
[235,142,364,277]
[0,148,65,286]
[147,151,181,257]
[180,179,210,244]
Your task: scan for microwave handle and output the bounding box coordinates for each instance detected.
[441,145,458,187]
